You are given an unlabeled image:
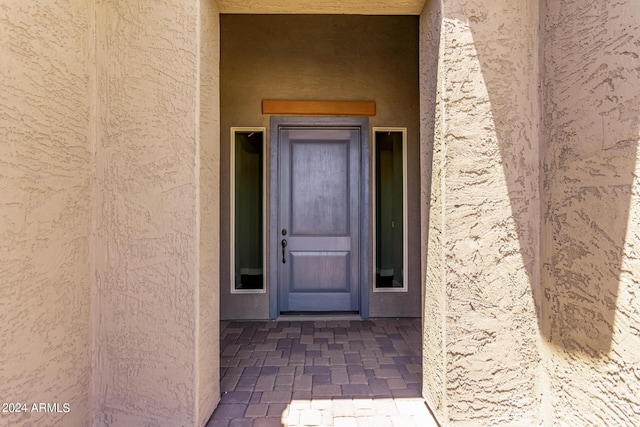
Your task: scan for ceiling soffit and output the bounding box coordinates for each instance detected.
[216,0,425,15]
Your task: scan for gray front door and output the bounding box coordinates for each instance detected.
[278,126,361,312]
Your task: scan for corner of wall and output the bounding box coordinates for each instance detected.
[427,0,544,424]
[196,0,221,424]
[93,0,217,424]
[419,0,446,423]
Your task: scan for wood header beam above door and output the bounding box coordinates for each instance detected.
[262,100,376,117]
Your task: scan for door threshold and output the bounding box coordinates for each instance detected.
[277,311,362,321]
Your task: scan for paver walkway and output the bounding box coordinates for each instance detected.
[206,318,438,427]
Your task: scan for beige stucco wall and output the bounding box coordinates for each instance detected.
[420,0,444,417]
[0,1,94,425]
[542,0,640,424]
[1,1,220,425]
[422,0,544,424]
[198,0,221,424]
[220,14,422,319]
[93,0,219,425]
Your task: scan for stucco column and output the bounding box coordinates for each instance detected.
[93,0,219,425]
[421,0,544,424]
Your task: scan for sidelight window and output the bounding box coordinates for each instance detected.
[373,128,407,292]
[231,128,266,293]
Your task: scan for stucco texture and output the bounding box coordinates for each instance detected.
[198,0,221,424]
[422,0,544,424]
[422,0,640,425]
[420,0,444,417]
[93,0,220,425]
[542,0,640,424]
[0,1,94,425]
[1,0,220,423]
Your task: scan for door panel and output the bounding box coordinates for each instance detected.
[290,252,350,292]
[279,127,360,312]
[290,140,349,236]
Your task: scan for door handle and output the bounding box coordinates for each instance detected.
[281,239,288,263]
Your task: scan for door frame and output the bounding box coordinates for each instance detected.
[269,116,370,319]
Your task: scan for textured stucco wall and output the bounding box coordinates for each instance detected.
[94,0,219,425]
[543,0,640,424]
[0,1,94,425]
[422,0,544,424]
[420,0,444,418]
[220,15,421,319]
[198,0,221,424]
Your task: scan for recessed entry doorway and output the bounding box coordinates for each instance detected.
[269,117,369,317]
[219,14,422,320]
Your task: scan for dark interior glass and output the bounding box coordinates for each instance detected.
[234,131,264,290]
[375,131,404,289]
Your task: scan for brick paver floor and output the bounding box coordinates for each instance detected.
[206,318,438,427]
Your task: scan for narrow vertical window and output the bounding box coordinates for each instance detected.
[374,129,407,291]
[231,128,266,293]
